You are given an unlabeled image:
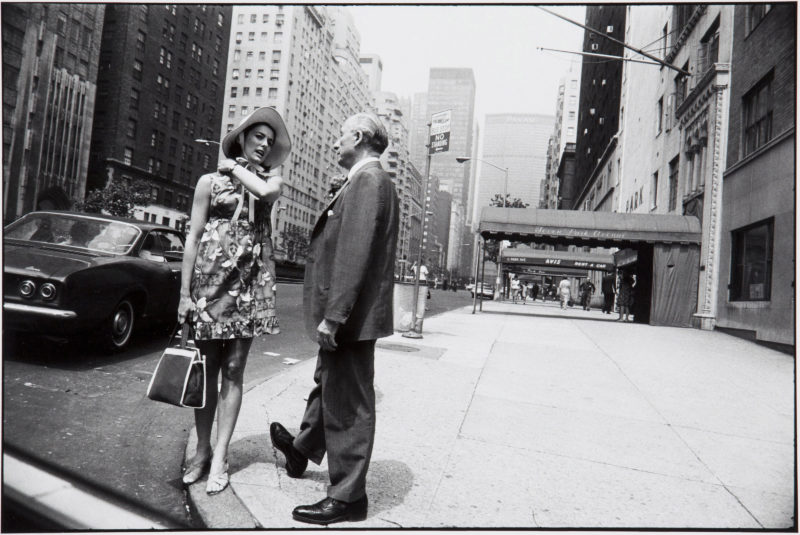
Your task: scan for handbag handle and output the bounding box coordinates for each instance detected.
[167,322,191,349]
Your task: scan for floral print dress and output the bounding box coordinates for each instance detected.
[191,171,279,339]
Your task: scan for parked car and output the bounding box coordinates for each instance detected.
[470,283,494,299]
[4,211,186,351]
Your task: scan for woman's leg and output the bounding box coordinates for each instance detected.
[209,337,253,478]
[186,341,223,469]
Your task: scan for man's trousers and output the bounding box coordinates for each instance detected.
[293,339,376,502]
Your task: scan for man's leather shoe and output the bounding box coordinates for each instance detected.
[269,422,307,478]
[292,495,368,525]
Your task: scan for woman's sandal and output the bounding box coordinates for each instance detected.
[206,460,229,495]
[182,453,212,485]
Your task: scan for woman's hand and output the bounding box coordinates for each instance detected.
[177,295,195,324]
[217,158,238,174]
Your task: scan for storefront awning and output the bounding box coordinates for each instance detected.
[479,207,702,247]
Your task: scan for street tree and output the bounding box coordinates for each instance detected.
[75,180,152,218]
[279,227,310,263]
[483,193,530,263]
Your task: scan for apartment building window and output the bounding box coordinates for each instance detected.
[230,86,237,98]
[147,158,155,172]
[250,13,257,23]
[259,51,266,62]
[746,4,772,35]
[743,71,773,157]
[261,32,268,41]
[127,119,137,138]
[133,59,143,80]
[130,88,140,109]
[124,148,134,166]
[730,218,773,301]
[650,171,658,210]
[274,32,283,43]
[269,88,278,99]
[245,68,252,78]
[246,51,253,61]
[257,69,265,79]
[668,156,679,211]
[656,96,663,135]
[228,105,236,118]
[213,59,219,76]
[169,138,178,156]
[233,49,241,62]
[136,30,146,51]
[150,130,158,147]
[248,32,255,41]
[232,69,239,79]
[270,69,279,81]
[272,50,281,64]
[172,111,180,129]
[237,14,244,24]
[674,62,689,108]
[241,106,249,116]
[217,13,225,27]
[661,23,669,58]
[243,87,249,96]
[235,32,242,43]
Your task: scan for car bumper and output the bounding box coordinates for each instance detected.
[4,302,79,333]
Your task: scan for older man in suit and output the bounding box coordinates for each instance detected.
[270,112,399,525]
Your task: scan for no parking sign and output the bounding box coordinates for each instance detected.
[429,110,451,154]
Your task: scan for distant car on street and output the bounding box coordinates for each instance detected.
[4,211,186,351]
[469,282,494,299]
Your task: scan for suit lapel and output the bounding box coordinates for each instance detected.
[312,162,380,234]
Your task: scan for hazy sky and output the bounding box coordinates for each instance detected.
[350,5,587,120]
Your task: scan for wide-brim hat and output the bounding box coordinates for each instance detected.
[221,106,291,168]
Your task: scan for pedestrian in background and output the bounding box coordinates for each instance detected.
[616,270,635,322]
[531,282,539,302]
[601,269,616,314]
[177,107,290,495]
[558,277,571,310]
[579,278,595,311]
[270,112,399,525]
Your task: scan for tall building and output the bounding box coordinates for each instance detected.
[543,66,581,209]
[716,3,795,348]
[476,114,554,211]
[359,53,382,93]
[88,4,231,229]
[426,68,476,275]
[374,90,423,278]
[571,5,626,209]
[408,91,428,173]
[3,3,105,222]
[221,5,371,262]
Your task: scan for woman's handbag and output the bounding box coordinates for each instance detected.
[147,324,206,409]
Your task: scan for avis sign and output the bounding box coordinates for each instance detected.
[429,110,451,154]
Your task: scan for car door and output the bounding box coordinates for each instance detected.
[138,230,184,322]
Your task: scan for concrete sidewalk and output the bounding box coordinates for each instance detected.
[187,300,796,529]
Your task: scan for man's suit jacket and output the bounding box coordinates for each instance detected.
[303,161,399,342]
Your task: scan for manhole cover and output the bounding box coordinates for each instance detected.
[376,342,419,353]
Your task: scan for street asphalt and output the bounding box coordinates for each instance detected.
[185,298,796,529]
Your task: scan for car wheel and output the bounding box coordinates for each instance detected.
[104,298,135,351]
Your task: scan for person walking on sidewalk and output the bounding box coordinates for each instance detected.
[579,279,595,311]
[601,270,616,314]
[616,270,635,322]
[177,107,290,495]
[270,112,399,526]
[558,277,571,310]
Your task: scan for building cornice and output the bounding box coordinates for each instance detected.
[664,5,707,65]
[677,63,730,125]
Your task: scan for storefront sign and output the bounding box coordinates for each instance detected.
[504,256,612,270]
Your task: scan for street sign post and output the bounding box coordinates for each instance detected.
[429,110,451,154]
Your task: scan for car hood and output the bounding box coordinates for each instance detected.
[3,243,109,280]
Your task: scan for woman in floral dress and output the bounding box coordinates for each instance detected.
[177,107,291,495]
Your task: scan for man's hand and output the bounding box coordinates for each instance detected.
[317,319,340,351]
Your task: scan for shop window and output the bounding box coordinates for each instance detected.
[730,218,773,301]
[668,155,679,212]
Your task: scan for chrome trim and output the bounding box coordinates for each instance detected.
[4,302,77,319]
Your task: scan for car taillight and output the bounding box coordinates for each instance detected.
[19,280,36,298]
[39,283,57,301]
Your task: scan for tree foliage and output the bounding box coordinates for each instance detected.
[279,227,310,262]
[75,180,152,217]
[490,193,529,208]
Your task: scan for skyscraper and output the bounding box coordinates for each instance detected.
[3,3,105,222]
[221,5,370,262]
[88,4,231,228]
[543,66,580,209]
[477,114,554,211]
[426,68,475,275]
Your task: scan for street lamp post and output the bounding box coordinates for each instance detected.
[457,156,509,302]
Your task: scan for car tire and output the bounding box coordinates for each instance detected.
[103,298,135,351]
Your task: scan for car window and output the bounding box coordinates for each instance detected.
[157,231,185,262]
[5,213,141,254]
[138,232,166,263]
